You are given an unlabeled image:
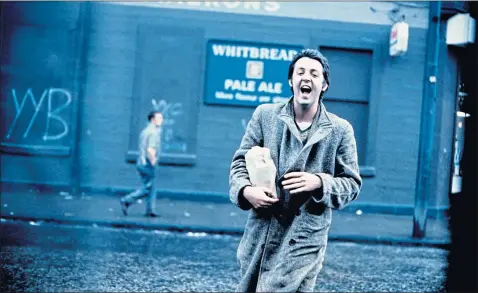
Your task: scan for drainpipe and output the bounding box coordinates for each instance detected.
[412,1,442,239]
[71,2,91,196]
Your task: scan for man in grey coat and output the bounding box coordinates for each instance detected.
[229,48,362,292]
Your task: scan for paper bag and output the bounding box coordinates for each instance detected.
[245,146,278,198]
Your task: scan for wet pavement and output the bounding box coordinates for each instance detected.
[0,190,451,248]
[1,220,448,292]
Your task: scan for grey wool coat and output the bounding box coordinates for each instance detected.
[229,98,362,292]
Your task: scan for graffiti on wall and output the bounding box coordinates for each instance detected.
[241,118,249,131]
[151,98,188,153]
[4,88,72,142]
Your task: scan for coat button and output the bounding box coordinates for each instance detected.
[296,210,301,216]
[261,244,265,249]
[289,239,296,246]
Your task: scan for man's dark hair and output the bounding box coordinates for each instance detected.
[288,48,331,95]
[147,110,162,121]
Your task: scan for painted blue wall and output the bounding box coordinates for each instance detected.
[0,2,83,185]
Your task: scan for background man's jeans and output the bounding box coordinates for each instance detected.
[122,164,156,213]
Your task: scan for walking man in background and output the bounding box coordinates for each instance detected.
[121,111,163,217]
[229,48,362,292]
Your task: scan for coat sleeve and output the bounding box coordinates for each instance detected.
[313,122,362,210]
[229,105,264,210]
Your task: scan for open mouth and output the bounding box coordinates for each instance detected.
[300,85,312,94]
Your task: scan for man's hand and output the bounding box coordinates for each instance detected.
[282,172,322,194]
[243,186,279,209]
[149,157,157,166]
[147,147,157,166]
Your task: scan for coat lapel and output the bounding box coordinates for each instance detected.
[304,102,333,149]
[278,98,301,143]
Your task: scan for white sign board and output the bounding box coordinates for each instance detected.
[390,21,409,57]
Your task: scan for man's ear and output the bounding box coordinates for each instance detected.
[322,83,329,92]
[288,79,292,87]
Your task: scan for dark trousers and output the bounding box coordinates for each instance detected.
[121,164,156,213]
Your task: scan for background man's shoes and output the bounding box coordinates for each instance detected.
[145,212,159,218]
[120,200,130,216]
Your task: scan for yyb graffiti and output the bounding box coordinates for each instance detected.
[5,88,72,141]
